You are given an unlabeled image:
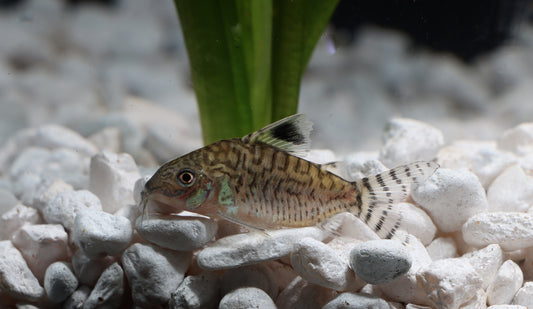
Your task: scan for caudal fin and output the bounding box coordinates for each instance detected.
[352,161,439,243]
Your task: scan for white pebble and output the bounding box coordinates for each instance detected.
[11,224,68,282]
[0,240,44,302]
[135,214,217,251]
[169,272,220,309]
[43,262,78,303]
[416,258,483,309]
[512,282,533,307]
[349,239,412,285]
[394,203,436,245]
[42,189,102,231]
[9,147,90,199]
[412,168,488,233]
[197,226,326,270]
[378,118,444,167]
[89,151,140,213]
[378,236,431,305]
[88,127,122,153]
[31,179,73,212]
[0,204,41,240]
[219,287,276,309]
[83,262,125,309]
[122,243,191,307]
[498,123,533,156]
[72,250,114,287]
[489,306,527,309]
[73,209,132,258]
[322,292,394,309]
[426,237,458,261]
[291,237,363,291]
[438,141,516,189]
[0,187,18,217]
[275,276,336,309]
[462,244,504,289]
[462,212,533,251]
[487,164,533,212]
[0,125,97,171]
[487,260,523,305]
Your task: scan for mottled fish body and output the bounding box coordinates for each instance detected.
[141,114,438,241]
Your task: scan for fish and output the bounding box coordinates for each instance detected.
[140,114,438,242]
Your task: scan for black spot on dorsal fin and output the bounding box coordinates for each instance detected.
[271,121,305,145]
[242,114,313,153]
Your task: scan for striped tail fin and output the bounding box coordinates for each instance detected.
[352,161,439,243]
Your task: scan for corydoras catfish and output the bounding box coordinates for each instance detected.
[140,114,438,242]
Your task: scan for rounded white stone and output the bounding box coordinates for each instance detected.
[9,147,90,203]
[135,214,217,251]
[498,123,533,156]
[349,239,412,285]
[89,151,140,213]
[426,237,458,261]
[219,287,276,309]
[416,258,483,309]
[512,282,533,307]
[487,260,524,305]
[32,179,73,211]
[11,224,69,282]
[462,212,533,251]
[44,262,78,303]
[73,209,132,258]
[322,292,393,309]
[412,168,488,233]
[121,243,191,307]
[0,204,41,240]
[462,244,504,289]
[378,118,444,167]
[437,141,516,189]
[84,262,124,309]
[291,237,362,291]
[0,240,44,302]
[487,164,533,212]
[42,190,102,231]
[197,226,326,271]
[488,306,528,309]
[169,272,220,309]
[394,203,436,245]
[275,277,336,309]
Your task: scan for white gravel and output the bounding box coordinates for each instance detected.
[1,0,533,307]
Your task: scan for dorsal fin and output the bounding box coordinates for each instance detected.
[242,114,313,153]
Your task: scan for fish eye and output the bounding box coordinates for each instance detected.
[177,169,196,187]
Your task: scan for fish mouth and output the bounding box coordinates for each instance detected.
[139,192,184,220]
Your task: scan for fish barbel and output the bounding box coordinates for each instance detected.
[141,114,438,241]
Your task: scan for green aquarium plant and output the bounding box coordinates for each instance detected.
[174,0,339,144]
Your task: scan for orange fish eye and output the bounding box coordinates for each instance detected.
[177,169,196,187]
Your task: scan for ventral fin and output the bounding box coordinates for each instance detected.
[242,114,313,153]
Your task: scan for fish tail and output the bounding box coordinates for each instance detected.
[352,161,438,244]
